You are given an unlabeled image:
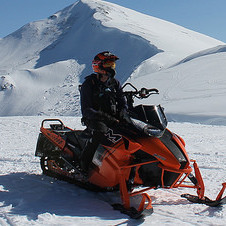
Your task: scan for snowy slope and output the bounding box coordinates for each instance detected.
[0,0,224,117]
[128,45,226,125]
[0,117,225,225]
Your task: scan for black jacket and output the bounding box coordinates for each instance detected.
[80,74,127,123]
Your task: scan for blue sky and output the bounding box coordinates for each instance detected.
[0,0,225,42]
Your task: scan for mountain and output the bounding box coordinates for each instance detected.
[128,44,226,125]
[0,0,225,124]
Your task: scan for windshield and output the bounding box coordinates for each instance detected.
[130,104,167,130]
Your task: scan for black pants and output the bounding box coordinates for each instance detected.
[80,121,108,173]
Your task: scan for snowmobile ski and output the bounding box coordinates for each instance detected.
[181,194,226,207]
[112,203,153,219]
[182,182,226,207]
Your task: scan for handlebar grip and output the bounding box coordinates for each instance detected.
[139,88,159,97]
[147,88,159,93]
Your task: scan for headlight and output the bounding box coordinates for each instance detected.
[145,127,164,138]
[131,118,164,137]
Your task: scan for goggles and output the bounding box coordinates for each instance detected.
[102,61,116,69]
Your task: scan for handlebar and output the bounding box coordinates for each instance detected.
[122,83,159,99]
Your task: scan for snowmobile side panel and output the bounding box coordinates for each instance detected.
[35,133,61,157]
[89,134,142,188]
[138,136,181,169]
[40,127,74,158]
[159,129,189,169]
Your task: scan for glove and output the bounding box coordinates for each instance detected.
[102,112,119,126]
[119,109,130,123]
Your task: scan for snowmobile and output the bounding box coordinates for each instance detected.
[35,83,226,219]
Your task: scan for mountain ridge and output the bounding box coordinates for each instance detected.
[0,0,225,119]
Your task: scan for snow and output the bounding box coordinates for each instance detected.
[0,117,225,225]
[128,48,226,125]
[0,0,225,224]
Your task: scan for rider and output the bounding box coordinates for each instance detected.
[80,51,127,174]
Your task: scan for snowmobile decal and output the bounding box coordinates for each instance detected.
[105,128,122,144]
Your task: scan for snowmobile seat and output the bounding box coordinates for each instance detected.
[65,130,91,151]
[79,128,92,139]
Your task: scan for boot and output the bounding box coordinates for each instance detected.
[80,129,104,175]
[80,139,97,175]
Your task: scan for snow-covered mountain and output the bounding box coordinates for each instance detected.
[0,0,225,122]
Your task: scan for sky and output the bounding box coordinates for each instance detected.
[0,0,226,43]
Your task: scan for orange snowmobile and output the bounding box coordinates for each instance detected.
[35,83,226,219]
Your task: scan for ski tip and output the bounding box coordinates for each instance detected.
[181,194,226,207]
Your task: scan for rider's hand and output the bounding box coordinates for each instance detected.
[119,109,130,123]
[102,112,119,126]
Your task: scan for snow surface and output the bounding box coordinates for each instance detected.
[0,117,225,225]
[0,0,226,225]
[128,46,226,125]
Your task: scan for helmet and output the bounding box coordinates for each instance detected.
[92,51,119,77]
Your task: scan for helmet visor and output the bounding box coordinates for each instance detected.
[102,61,116,69]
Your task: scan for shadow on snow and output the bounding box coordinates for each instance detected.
[0,172,122,220]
